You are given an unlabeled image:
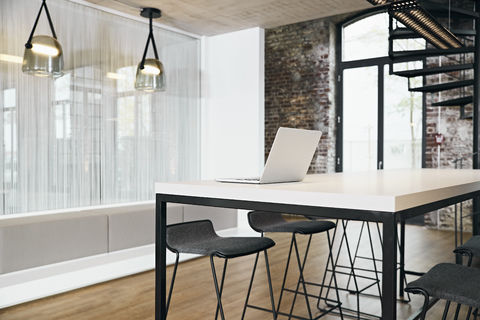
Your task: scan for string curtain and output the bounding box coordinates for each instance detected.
[0,0,200,214]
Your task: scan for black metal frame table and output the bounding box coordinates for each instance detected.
[155,169,480,320]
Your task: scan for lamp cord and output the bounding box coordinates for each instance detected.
[140,11,160,69]
[43,0,58,39]
[150,14,160,61]
[25,0,58,48]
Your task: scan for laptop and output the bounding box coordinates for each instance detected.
[215,127,322,184]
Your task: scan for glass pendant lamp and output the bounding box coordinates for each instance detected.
[135,8,166,92]
[22,0,64,77]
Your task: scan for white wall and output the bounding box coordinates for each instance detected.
[201,27,265,180]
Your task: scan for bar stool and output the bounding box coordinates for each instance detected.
[247,210,343,320]
[454,235,480,266]
[405,263,480,320]
[166,219,277,320]
[448,235,480,317]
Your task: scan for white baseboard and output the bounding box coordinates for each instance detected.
[0,227,254,309]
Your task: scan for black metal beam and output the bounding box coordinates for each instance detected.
[431,96,473,107]
[473,3,480,235]
[419,0,480,19]
[391,46,475,61]
[410,79,474,92]
[393,63,473,78]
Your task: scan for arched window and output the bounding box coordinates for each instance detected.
[337,11,425,172]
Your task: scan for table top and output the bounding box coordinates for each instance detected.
[155,169,480,213]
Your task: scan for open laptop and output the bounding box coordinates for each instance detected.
[215,127,322,184]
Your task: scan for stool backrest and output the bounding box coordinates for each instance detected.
[166,220,218,252]
[248,211,286,232]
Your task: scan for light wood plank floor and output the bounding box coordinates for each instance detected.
[0,220,476,320]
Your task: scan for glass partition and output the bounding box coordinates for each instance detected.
[0,0,200,214]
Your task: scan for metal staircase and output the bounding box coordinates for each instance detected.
[388,0,478,120]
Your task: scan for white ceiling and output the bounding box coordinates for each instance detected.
[83,0,373,36]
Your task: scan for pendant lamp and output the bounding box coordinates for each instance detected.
[23,0,64,77]
[135,8,166,92]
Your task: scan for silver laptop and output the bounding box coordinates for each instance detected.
[216,127,322,184]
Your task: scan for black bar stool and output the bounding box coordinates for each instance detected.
[247,210,343,320]
[166,219,277,320]
[405,263,480,320]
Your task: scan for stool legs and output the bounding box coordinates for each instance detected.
[321,220,382,320]
[168,251,276,320]
[242,250,277,320]
[317,231,344,318]
[347,222,382,299]
[166,252,181,318]
[210,256,228,320]
[276,232,343,320]
[287,233,314,318]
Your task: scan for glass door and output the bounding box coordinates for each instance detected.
[341,64,423,172]
[342,66,379,172]
[383,64,422,169]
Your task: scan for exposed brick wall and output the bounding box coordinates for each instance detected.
[265,18,341,173]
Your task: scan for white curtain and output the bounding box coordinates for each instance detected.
[0,0,200,214]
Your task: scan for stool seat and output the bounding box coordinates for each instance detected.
[406,263,480,310]
[167,220,275,258]
[248,210,335,234]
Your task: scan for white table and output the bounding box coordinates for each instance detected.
[155,169,480,319]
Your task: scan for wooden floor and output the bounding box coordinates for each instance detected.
[0,220,475,320]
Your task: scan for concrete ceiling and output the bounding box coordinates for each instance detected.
[84,0,373,36]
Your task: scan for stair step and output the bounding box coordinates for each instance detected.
[393,63,473,78]
[410,79,474,92]
[390,28,424,40]
[431,96,473,107]
[391,46,475,62]
[419,0,480,19]
[450,29,477,37]
[391,28,476,40]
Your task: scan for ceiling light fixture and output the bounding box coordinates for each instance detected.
[22,0,64,77]
[388,0,464,49]
[135,8,166,92]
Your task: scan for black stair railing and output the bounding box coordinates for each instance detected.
[387,0,477,121]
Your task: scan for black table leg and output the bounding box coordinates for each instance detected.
[156,198,167,320]
[382,213,398,319]
[399,220,406,298]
